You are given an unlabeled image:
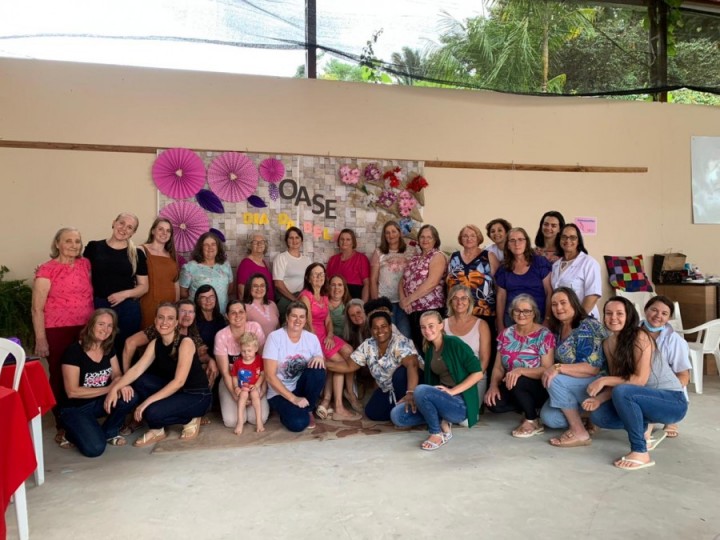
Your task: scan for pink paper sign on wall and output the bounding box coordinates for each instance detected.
[574,217,597,236]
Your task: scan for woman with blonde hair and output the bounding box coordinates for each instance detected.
[85,212,149,363]
[139,217,179,329]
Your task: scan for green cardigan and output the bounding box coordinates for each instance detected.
[423,335,482,427]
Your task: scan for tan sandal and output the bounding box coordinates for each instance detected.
[106,435,127,447]
[180,417,201,440]
[133,428,167,447]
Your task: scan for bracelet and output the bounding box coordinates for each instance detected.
[554,363,562,372]
[406,390,414,394]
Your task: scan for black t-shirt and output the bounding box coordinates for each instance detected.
[60,342,115,407]
[196,316,227,359]
[84,240,148,298]
[152,336,209,391]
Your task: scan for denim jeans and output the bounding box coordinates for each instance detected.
[390,384,467,434]
[391,303,412,341]
[60,393,139,458]
[133,373,212,429]
[365,366,410,422]
[94,297,141,361]
[540,374,598,429]
[590,384,688,453]
[268,367,326,432]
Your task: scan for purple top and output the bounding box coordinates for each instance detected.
[495,255,551,317]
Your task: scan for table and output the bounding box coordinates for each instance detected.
[0,387,36,539]
[0,360,56,486]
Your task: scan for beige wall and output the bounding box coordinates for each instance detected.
[2,58,720,309]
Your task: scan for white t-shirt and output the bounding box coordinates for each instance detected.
[272,251,312,294]
[262,328,323,399]
[551,252,602,318]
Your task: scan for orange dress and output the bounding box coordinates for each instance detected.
[140,250,179,328]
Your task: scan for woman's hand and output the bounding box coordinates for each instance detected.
[587,377,606,397]
[34,336,49,358]
[399,297,412,314]
[108,290,128,307]
[582,397,600,412]
[205,359,218,387]
[542,366,557,389]
[134,401,150,422]
[484,386,501,407]
[233,386,242,401]
[293,396,309,409]
[104,389,119,413]
[504,368,523,390]
[119,385,134,403]
[434,385,453,395]
[324,335,335,350]
[308,356,325,370]
[399,392,416,413]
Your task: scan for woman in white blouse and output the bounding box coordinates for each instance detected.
[550,224,602,318]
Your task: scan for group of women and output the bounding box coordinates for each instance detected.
[30,211,690,468]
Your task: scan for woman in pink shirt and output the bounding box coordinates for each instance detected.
[32,227,94,447]
[326,228,370,302]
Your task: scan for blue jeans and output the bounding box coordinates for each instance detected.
[94,297,141,361]
[60,393,139,458]
[365,366,410,422]
[540,374,598,429]
[390,384,467,434]
[133,373,212,429]
[590,384,688,453]
[268,367,326,432]
[391,303,412,341]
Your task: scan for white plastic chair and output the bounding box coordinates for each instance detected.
[614,289,657,321]
[0,338,29,540]
[668,301,684,332]
[677,319,720,395]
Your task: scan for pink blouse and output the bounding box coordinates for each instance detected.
[35,258,94,328]
[402,249,446,312]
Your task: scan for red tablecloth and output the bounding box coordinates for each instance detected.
[0,360,56,421]
[0,386,37,539]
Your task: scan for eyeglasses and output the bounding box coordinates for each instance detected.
[251,240,266,245]
[460,234,477,239]
[179,309,194,315]
[560,235,578,242]
[311,272,325,278]
[452,296,471,303]
[512,309,533,317]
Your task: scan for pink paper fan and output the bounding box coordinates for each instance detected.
[152,148,206,199]
[207,152,259,202]
[259,158,285,184]
[158,201,210,252]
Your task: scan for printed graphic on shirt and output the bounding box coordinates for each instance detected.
[84,367,112,388]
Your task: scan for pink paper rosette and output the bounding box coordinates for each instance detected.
[158,201,210,252]
[208,152,259,202]
[152,148,206,199]
[259,158,285,184]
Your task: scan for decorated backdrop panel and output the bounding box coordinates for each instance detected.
[155,150,426,268]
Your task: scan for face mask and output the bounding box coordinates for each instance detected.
[642,320,663,333]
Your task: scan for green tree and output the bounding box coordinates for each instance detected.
[320,59,365,82]
[389,47,427,85]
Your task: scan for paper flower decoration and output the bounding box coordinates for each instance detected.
[406,174,429,205]
[152,148,206,199]
[159,201,210,252]
[383,166,405,188]
[196,189,225,214]
[377,190,397,208]
[339,165,361,185]
[259,158,285,184]
[248,195,267,208]
[397,190,417,217]
[269,184,280,201]
[208,152,259,202]
[364,163,382,182]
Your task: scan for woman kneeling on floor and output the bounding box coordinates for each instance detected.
[484,294,555,438]
[59,309,139,457]
[583,297,689,470]
[105,302,212,447]
[390,311,482,451]
[540,287,608,447]
[263,301,327,432]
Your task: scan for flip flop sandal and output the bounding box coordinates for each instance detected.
[133,428,167,447]
[550,431,592,447]
[315,404,330,420]
[664,427,679,438]
[614,457,656,470]
[421,434,447,451]
[512,421,545,439]
[106,435,127,447]
[180,417,201,440]
[647,431,668,451]
[200,416,212,426]
[57,435,75,449]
